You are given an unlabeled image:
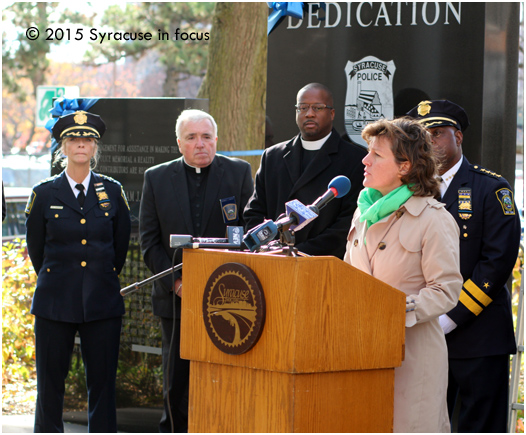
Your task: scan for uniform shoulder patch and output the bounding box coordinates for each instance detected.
[96,173,122,185]
[470,165,501,179]
[121,186,130,210]
[25,190,36,215]
[495,188,516,215]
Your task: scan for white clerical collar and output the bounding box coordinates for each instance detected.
[183,157,205,174]
[301,132,332,151]
[439,157,463,197]
[65,171,91,196]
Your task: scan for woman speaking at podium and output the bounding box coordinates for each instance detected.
[25,109,131,432]
[344,117,462,432]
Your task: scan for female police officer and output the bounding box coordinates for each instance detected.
[25,110,131,432]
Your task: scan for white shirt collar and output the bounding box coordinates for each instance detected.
[65,171,91,197]
[439,157,463,197]
[300,132,332,151]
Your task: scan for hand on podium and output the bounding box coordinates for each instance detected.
[173,278,182,297]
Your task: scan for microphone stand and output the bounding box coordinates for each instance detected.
[120,263,183,296]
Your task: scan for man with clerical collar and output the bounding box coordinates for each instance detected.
[407,99,521,432]
[244,82,367,259]
[139,109,253,432]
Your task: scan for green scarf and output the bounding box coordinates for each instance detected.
[358,184,414,228]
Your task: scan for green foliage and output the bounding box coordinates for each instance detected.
[2,238,36,384]
[84,2,215,95]
[2,3,55,98]
[2,238,163,412]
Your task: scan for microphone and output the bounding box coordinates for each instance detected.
[243,176,351,252]
[309,175,351,214]
[276,199,318,232]
[169,226,244,249]
[243,220,279,252]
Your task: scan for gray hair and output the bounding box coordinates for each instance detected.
[175,109,218,139]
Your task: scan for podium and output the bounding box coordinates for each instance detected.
[180,249,405,432]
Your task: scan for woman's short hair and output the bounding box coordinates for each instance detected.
[175,109,218,139]
[52,137,100,170]
[362,117,441,198]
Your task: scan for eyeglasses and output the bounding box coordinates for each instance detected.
[295,103,334,113]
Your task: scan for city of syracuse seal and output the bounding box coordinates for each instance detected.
[203,263,266,355]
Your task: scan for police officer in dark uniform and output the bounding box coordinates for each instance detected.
[25,110,131,432]
[408,100,521,432]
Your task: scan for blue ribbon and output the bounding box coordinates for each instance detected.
[45,98,99,154]
[267,2,304,35]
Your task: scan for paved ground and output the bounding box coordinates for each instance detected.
[2,414,87,433]
[2,408,163,433]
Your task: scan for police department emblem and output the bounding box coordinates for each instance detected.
[496,188,516,215]
[344,56,396,147]
[73,111,88,125]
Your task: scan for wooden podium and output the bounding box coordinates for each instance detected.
[181,249,405,433]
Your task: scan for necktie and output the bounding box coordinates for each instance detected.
[76,184,85,207]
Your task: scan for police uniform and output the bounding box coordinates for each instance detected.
[408,100,521,432]
[25,111,131,432]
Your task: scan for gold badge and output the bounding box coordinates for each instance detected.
[417,101,432,116]
[73,111,88,125]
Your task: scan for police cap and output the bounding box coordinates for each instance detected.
[406,100,470,132]
[52,110,106,141]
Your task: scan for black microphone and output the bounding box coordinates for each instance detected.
[169,226,244,249]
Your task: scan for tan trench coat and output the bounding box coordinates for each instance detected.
[344,195,462,433]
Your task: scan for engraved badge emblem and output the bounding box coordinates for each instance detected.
[344,55,396,147]
[203,263,266,355]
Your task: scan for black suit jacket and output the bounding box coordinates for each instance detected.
[442,156,520,358]
[139,155,253,318]
[243,129,367,259]
[25,171,131,323]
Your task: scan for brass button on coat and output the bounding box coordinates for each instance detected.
[81,239,87,245]
[463,233,468,238]
[55,214,59,218]
[80,219,86,224]
[378,242,387,250]
[354,239,358,247]
[81,261,87,267]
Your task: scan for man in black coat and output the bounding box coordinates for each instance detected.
[408,100,521,432]
[139,109,253,432]
[244,83,367,258]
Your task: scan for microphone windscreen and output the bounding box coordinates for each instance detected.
[329,176,351,198]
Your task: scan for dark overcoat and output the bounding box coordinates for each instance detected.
[139,154,253,319]
[244,128,367,259]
